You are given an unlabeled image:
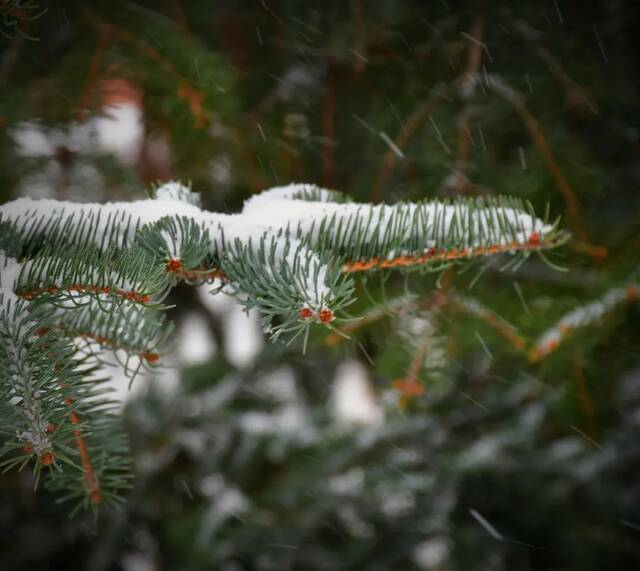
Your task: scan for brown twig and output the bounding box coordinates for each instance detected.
[35,327,160,364]
[392,279,450,408]
[166,258,227,282]
[324,296,436,347]
[19,284,151,305]
[570,358,596,438]
[171,0,191,35]
[489,78,587,240]
[74,28,111,123]
[342,231,557,273]
[392,330,429,408]
[65,398,102,505]
[508,17,597,115]
[449,294,526,350]
[84,9,208,128]
[370,90,448,202]
[449,16,485,193]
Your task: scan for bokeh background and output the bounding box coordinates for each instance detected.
[1,1,640,570]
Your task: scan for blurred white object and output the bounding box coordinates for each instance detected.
[330,359,384,426]
[413,536,451,570]
[95,102,144,164]
[197,284,263,368]
[178,311,217,366]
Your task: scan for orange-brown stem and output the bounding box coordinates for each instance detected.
[452,15,485,192]
[166,258,227,282]
[570,359,596,437]
[19,284,151,304]
[393,330,431,409]
[35,327,160,364]
[492,82,586,240]
[65,399,102,505]
[343,234,553,273]
[370,94,446,203]
[74,27,110,123]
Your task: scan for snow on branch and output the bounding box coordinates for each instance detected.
[530,284,639,361]
[1,182,567,335]
[0,294,131,508]
[0,181,568,510]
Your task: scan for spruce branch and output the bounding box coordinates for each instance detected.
[530,283,638,361]
[0,296,131,510]
[449,293,525,350]
[47,301,173,366]
[0,0,46,40]
[83,9,222,129]
[506,16,598,115]
[370,89,449,203]
[15,244,169,306]
[392,305,447,409]
[447,15,485,194]
[0,180,567,510]
[2,182,567,335]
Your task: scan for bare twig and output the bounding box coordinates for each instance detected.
[489,76,587,240]
[370,88,449,202]
[448,15,485,193]
[508,17,598,115]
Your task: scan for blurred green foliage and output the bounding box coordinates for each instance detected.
[1,1,639,569]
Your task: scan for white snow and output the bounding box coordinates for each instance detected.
[330,359,384,426]
[177,311,216,366]
[1,181,555,318]
[154,181,200,206]
[13,101,143,166]
[532,285,636,358]
[94,103,144,164]
[196,284,263,367]
[0,251,22,304]
[413,537,451,569]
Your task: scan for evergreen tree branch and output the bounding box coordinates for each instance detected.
[449,293,525,350]
[4,182,567,337]
[506,16,598,115]
[0,180,568,509]
[44,301,172,365]
[530,283,638,361]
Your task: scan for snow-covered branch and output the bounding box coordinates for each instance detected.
[0,180,567,509]
[530,284,638,361]
[2,182,567,332]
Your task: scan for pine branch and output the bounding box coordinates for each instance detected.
[45,301,173,365]
[84,9,209,128]
[0,296,131,509]
[370,90,448,202]
[324,294,424,346]
[392,320,435,409]
[449,293,525,350]
[0,180,568,510]
[530,284,638,361]
[15,244,168,306]
[507,16,598,115]
[3,181,567,337]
